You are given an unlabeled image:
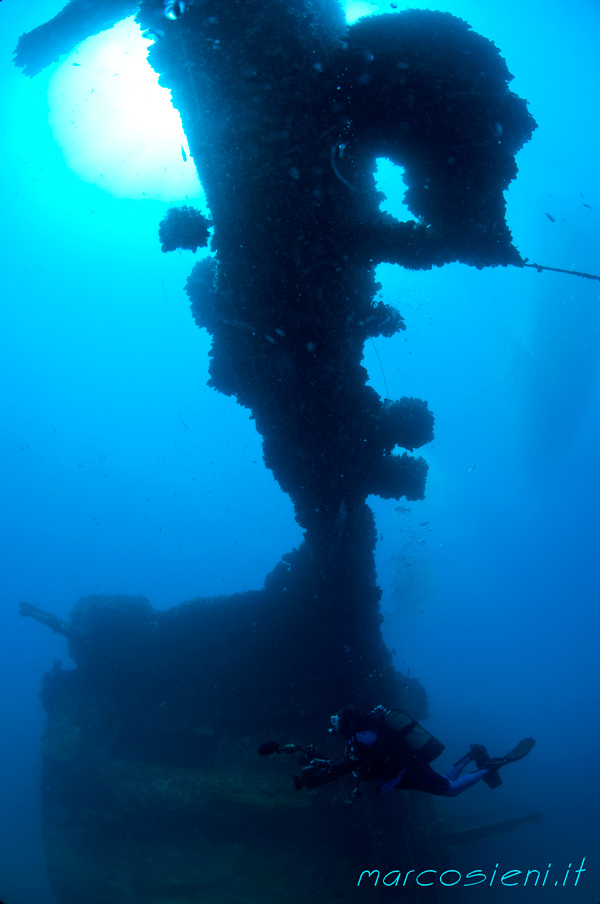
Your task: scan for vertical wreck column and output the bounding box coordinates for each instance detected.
[136,0,533,687]
[139,0,435,678]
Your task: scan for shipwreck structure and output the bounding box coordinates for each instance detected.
[16,1,536,901]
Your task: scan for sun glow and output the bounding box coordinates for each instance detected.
[47,17,204,202]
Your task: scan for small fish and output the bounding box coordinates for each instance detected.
[468,464,476,472]
[419,521,429,527]
[395,505,411,514]
[181,146,187,162]
[545,212,555,222]
[583,203,592,210]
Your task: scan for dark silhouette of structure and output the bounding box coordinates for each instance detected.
[16,1,536,901]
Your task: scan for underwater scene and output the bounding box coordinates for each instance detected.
[1,0,599,902]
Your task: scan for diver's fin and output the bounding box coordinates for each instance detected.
[502,737,536,763]
[483,738,535,788]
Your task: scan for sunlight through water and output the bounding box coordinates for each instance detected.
[47,17,203,202]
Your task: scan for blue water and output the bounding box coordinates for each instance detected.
[1,1,599,902]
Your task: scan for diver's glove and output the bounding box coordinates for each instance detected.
[292,758,334,791]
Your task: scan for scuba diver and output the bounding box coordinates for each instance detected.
[258,705,535,799]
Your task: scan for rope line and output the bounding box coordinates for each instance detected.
[523,262,600,282]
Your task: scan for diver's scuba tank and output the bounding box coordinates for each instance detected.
[379,708,445,763]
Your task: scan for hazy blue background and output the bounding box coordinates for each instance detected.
[1,0,599,901]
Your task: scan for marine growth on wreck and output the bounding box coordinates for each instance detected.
[14,0,538,901]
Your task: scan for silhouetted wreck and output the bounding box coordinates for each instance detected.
[16,0,536,901]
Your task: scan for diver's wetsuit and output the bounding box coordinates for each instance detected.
[327,728,489,797]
